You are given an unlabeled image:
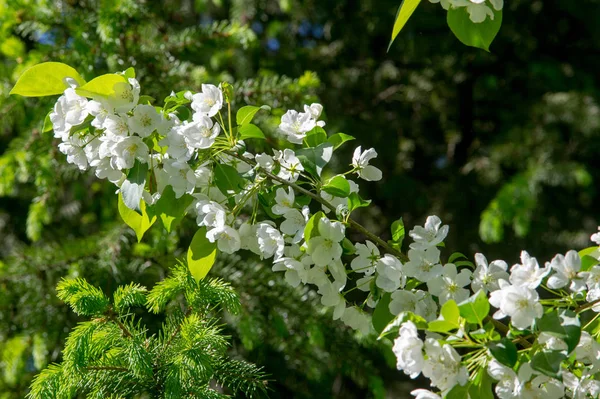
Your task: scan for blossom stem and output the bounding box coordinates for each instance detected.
[224,150,409,262]
[575,298,600,313]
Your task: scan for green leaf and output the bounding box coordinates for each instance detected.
[531,350,566,379]
[447,6,502,52]
[378,311,428,340]
[427,319,459,333]
[296,142,333,177]
[428,300,460,332]
[579,247,599,272]
[322,175,350,198]
[121,160,148,213]
[449,252,468,263]
[10,62,85,97]
[347,192,371,212]
[536,309,581,353]
[487,338,518,368]
[441,300,460,325]
[468,368,494,399]
[238,123,266,140]
[304,126,327,147]
[459,290,490,325]
[390,217,405,245]
[447,384,470,399]
[213,163,247,194]
[118,193,156,242]
[75,73,127,98]
[123,67,136,79]
[42,111,53,133]
[153,186,194,233]
[327,132,355,150]
[304,211,325,242]
[388,0,422,51]
[236,105,270,125]
[138,95,154,105]
[187,227,218,281]
[372,293,395,334]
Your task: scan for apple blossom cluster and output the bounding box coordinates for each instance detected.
[35,68,600,399]
[428,0,503,23]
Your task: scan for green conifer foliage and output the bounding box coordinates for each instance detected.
[27,264,267,399]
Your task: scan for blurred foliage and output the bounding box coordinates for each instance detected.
[1,0,600,397]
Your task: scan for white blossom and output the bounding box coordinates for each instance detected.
[274,149,304,183]
[351,146,382,181]
[471,253,509,293]
[410,390,440,399]
[340,306,371,334]
[575,332,600,365]
[128,104,161,137]
[376,254,405,292]
[422,338,468,393]
[591,227,600,245]
[191,84,223,117]
[509,250,550,289]
[392,321,425,378]
[206,225,241,254]
[563,372,600,399]
[306,218,345,267]
[179,114,220,149]
[162,159,196,198]
[109,78,140,113]
[50,88,89,140]
[272,187,296,215]
[350,240,379,275]
[404,247,442,282]
[279,109,316,144]
[111,136,149,170]
[280,206,309,243]
[255,153,275,172]
[489,279,543,330]
[195,200,227,229]
[256,223,285,260]
[547,250,586,292]
[427,263,472,304]
[409,216,449,250]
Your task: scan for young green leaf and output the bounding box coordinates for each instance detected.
[467,368,494,399]
[213,163,247,194]
[153,186,194,233]
[378,311,428,340]
[42,111,53,133]
[75,73,128,98]
[296,143,333,177]
[327,132,355,150]
[238,123,266,140]
[372,293,395,334]
[118,193,156,242]
[448,252,468,263]
[579,246,599,272]
[121,160,148,213]
[487,338,518,368]
[458,290,490,325]
[10,62,86,97]
[536,309,581,353]
[446,384,470,399]
[428,300,460,332]
[531,350,567,379]
[347,192,371,213]
[187,227,218,281]
[304,126,327,147]
[447,6,502,52]
[388,0,422,51]
[123,67,136,79]
[236,105,270,125]
[304,211,325,242]
[390,217,405,244]
[322,175,351,198]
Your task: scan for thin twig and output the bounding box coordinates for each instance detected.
[224,150,409,262]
